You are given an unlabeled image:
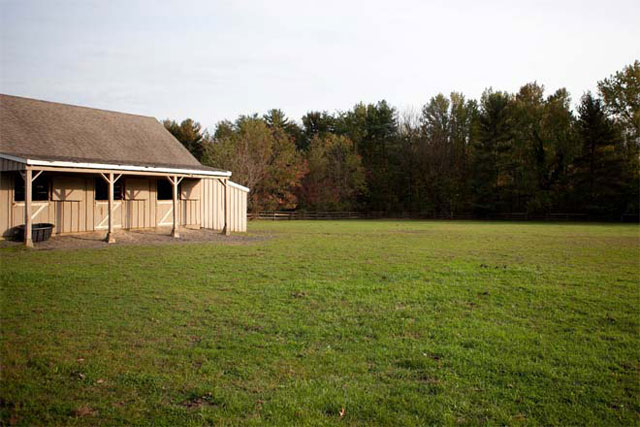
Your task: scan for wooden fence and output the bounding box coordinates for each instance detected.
[250,211,363,220]
[249,211,639,222]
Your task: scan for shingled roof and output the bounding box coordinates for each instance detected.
[0,94,225,173]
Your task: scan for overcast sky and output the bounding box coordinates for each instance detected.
[1,0,638,130]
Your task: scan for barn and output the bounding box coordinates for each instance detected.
[0,94,249,246]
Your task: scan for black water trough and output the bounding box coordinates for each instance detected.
[14,223,54,242]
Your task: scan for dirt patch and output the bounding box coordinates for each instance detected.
[71,406,98,417]
[0,228,269,251]
[180,392,222,409]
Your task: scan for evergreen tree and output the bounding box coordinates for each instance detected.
[511,83,577,213]
[263,109,305,150]
[163,118,208,161]
[300,111,337,151]
[192,61,638,220]
[573,93,627,217]
[472,90,514,215]
[340,100,399,211]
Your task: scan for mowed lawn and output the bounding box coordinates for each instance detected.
[1,221,638,426]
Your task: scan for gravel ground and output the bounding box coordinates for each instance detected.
[0,228,267,250]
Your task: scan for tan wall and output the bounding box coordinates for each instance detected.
[199,178,248,232]
[0,172,13,236]
[0,173,209,237]
[1,173,96,236]
[200,178,225,230]
[0,172,248,238]
[230,182,248,232]
[123,178,157,230]
[0,158,25,171]
[180,179,201,227]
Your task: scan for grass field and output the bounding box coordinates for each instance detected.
[1,220,638,425]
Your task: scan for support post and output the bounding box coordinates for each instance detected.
[98,173,122,243]
[222,179,230,236]
[24,168,33,247]
[170,175,180,238]
[107,172,116,243]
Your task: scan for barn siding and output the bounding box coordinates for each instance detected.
[123,178,155,229]
[199,178,248,232]
[230,181,248,232]
[0,158,25,172]
[180,179,201,227]
[0,172,248,238]
[0,172,13,237]
[200,178,225,230]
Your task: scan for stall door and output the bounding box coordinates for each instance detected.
[156,201,174,227]
[124,178,153,229]
[95,201,122,230]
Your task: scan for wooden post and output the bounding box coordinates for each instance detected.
[169,175,182,238]
[222,179,230,236]
[107,172,116,243]
[100,172,121,243]
[24,168,33,247]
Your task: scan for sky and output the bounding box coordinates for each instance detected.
[1,0,638,131]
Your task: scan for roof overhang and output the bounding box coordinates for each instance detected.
[228,180,250,192]
[0,153,232,178]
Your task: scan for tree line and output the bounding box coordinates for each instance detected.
[164,61,639,220]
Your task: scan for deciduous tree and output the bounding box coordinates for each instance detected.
[299,134,365,211]
[207,116,305,211]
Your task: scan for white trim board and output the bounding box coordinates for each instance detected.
[228,181,250,192]
[0,153,231,178]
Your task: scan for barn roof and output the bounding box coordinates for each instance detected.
[0,94,226,174]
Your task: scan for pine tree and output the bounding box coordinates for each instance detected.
[471,90,514,215]
[573,93,626,217]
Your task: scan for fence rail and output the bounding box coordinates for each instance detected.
[249,211,639,222]
[250,211,363,220]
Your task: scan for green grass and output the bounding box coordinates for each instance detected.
[1,220,638,425]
